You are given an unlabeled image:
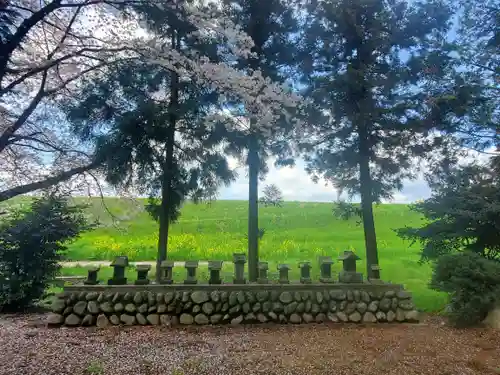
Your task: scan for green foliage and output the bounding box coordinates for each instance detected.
[430,252,500,326]
[190,182,219,205]
[299,0,461,201]
[397,162,500,262]
[259,184,283,207]
[296,0,487,277]
[332,201,362,223]
[456,0,499,74]
[0,195,90,312]
[67,57,235,204]
[398,160,500,324]
[430,0,499,152]
[143,164,201,224]
[221,0,299,163]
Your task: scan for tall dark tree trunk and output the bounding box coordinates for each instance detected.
[156,124,175,283]
[246,5,265,283]
[358,122,379,279]
[247,135,260,282]
[156,30,179,283]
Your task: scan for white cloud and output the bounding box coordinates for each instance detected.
[60,148,494,204]
[220,158,341,202]
[219,148,497,203]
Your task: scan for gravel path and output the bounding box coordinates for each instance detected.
[1,314,499,375]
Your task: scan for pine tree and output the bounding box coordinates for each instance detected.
[396,0,500,263]
[298,0,477,278]
[423,0,499,183]
[456,0,499,74]
[222,0,298,281]
[397,159,500,263]
[66,2,236,281]
[451,0,499,150]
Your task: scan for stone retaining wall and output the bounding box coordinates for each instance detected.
[47,284,419,327]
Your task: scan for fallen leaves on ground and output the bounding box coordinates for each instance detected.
[0,314,499,375]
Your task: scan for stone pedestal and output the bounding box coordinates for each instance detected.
[208,261,223,285]
[338,271,363,283]
[84,266,100,285]
[257,262,269,284]
[278,264,290,284]
[338,251,362,283]
[159,260,174,284]
[233,253,246,284]
[135,264,151,285]
[319,256,334,283]
[368,264,383,284]
[108,256,128,285]
[184,261,199,284]
[299,262,312,284]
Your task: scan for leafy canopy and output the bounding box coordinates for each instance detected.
[298,0,469,200]
[65,2,236,223]
[397,160,500,262]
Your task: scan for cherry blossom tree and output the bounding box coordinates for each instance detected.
[0,0,139,202]
[0,0,301,203]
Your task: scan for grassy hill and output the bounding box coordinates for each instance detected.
[1,197,447,311]
[66,199,422,261]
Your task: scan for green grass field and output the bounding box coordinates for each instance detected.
[52,198,446,312]
[2,197,447,312]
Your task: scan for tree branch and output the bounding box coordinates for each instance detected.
[7,134,92,157]
[0,0,143,82]
[44,60,117,95]
[86,169,123,225]
[0,161,101,202]
[47,3,83,59]
[1,0,59,74]
[0,70,48,153]
[0,47,129,96]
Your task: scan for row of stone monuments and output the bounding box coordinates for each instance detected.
[83,251,382,286]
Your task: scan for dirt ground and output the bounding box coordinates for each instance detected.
[0,314,499,375]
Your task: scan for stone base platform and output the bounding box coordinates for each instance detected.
[48,283,419,327]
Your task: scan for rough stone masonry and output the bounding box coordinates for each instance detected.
[47,285,420,327]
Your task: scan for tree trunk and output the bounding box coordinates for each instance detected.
[156,29,179,283]
[358,123,379,279]
[156,133,175,283]
[247,135,260,282]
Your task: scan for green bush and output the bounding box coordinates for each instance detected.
[396,163,500,262]
[430,252,500,327]
[0,195,90,312]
